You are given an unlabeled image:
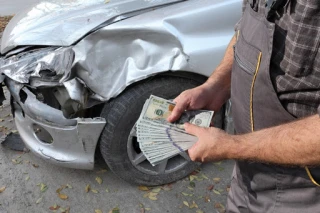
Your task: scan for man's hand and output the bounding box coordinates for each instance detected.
[167,83,224,123]
[184,123,233,162]
[167,35,237,123]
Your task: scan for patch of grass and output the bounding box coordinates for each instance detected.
[0,16,13,34]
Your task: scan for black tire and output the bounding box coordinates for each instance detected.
[99,75,206,186]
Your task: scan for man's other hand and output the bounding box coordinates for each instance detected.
[185,123,233,163]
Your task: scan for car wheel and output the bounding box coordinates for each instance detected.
[99,75,206,186]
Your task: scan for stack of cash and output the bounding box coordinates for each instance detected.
[137,95,214,166]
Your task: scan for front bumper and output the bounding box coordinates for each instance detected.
[7,79,106,170]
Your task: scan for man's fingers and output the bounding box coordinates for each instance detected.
[184,123,201,136]
[167,99,189,122]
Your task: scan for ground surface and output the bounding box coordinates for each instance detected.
[0,12,234,213]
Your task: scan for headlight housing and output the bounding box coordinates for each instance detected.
[0,47,74,83]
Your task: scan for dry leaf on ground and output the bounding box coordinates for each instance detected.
[96,177,103,185]
[91,189,99,194]
[0,186,5,193]
[151,187,161,193]
[49,204,60,210]
[138,186,149,191]
[109,207,120,213]
[85,184,91,193]
[213,189,221,195]
[183,201,189,207]
[95,210,103,213]
[60,207,70,213]
[39,183,48,193]
[207,185,214,191]
[213,177,221,183]
[36,197,42,204]
[58,193,68,200]
[189,201,198,209]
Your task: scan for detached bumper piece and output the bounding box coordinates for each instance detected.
[7,79,106,169]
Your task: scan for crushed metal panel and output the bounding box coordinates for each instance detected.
[14,109,106,170]
[72,0,241,101]
[1,0,186,54]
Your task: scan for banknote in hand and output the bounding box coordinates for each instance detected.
[137,95,214,166]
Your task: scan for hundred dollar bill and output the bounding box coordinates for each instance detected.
[140,95,213,129]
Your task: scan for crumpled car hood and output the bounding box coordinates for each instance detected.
[1,0,185,54]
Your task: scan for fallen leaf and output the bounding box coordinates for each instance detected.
[111,207,120,213]
[105,188,109,193]
[61,207,70,213]
[201,174,209,180]
[12,159,22,165]
[196,210,204,213]
[25,176,30,181]
[187,186,194,190]
[56,185,66,194]
[189,201,198,209]
[151,187,161,193]
[36,197,42,204]
[49,204,60,210]
[105,0,110,3]
[91,189,99,194]
[11,130,18,133]
[213,177,221,183]
[143,193,149,198]
[148,192,158,197]
[39,183,48,193]
[85,184,90,193]
[66,184,72,189]
[181,192,189,196]
[32,164,39,168]
[145,208,151,211]
[0,186,5,193]
[189,175,196,181]
[183,201,189,207]
[207,185,214,191]
[204,195,211,203]
[96,177,103,185]
[138,186,149,191]
[58,193,68,200]
[95,209,103,213]
[148,196,157,201]
[214,202,226,213]
[213,189,221,195]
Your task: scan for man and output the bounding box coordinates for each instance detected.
[167,0,320,212]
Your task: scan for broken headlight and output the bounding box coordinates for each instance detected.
[0,47,74,84]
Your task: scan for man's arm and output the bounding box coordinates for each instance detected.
[186,114,320,166]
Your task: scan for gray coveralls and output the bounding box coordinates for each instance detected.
[227,1,320,212]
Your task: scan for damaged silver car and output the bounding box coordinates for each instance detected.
[0,0,241,185]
